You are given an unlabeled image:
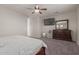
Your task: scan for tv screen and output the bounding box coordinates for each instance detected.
[44,18,55,25]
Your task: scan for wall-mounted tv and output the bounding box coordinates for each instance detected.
[44,18,55,25]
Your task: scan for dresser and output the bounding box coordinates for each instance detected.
[53,29,72,41]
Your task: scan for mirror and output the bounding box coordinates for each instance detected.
[55,20,69,29]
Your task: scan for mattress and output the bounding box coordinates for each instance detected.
[0,36,47,55]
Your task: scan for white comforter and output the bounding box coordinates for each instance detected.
[0,36,47,55]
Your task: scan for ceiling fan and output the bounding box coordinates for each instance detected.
[27,5,47,14]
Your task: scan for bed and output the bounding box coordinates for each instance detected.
[0,36,47,55]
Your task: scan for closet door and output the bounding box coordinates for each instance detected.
[30,16,41,38]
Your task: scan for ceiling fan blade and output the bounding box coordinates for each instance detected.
[39,11,42,14]
[40,8,47,10]
[32,11,35,14]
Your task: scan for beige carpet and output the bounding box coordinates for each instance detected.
[42,39,79,55]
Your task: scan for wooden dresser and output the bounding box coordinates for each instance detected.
[53,29,72,41]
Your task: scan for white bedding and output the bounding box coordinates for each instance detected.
[0,36,47,55]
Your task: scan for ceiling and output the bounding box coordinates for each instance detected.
[1,4,78,17]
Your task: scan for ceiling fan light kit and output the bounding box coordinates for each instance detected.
[27,5,47,14]
[34,9,40,13]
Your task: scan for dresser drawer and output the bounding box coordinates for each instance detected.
[53,29,72,41]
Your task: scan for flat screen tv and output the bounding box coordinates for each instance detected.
[44,18,55,25]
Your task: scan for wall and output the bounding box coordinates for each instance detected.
[42,11,77,41]
[41,18,55,38]
[0,6,27,36]
[77,7,79,45]
[55,11,77,41]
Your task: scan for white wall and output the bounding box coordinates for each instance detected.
[54,11,77,41]
[41,18,55,38]
[41,11,77,41]
[0,6,27,36]
[77,7,79,45]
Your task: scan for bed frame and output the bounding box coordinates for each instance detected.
[36,47,45,55]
